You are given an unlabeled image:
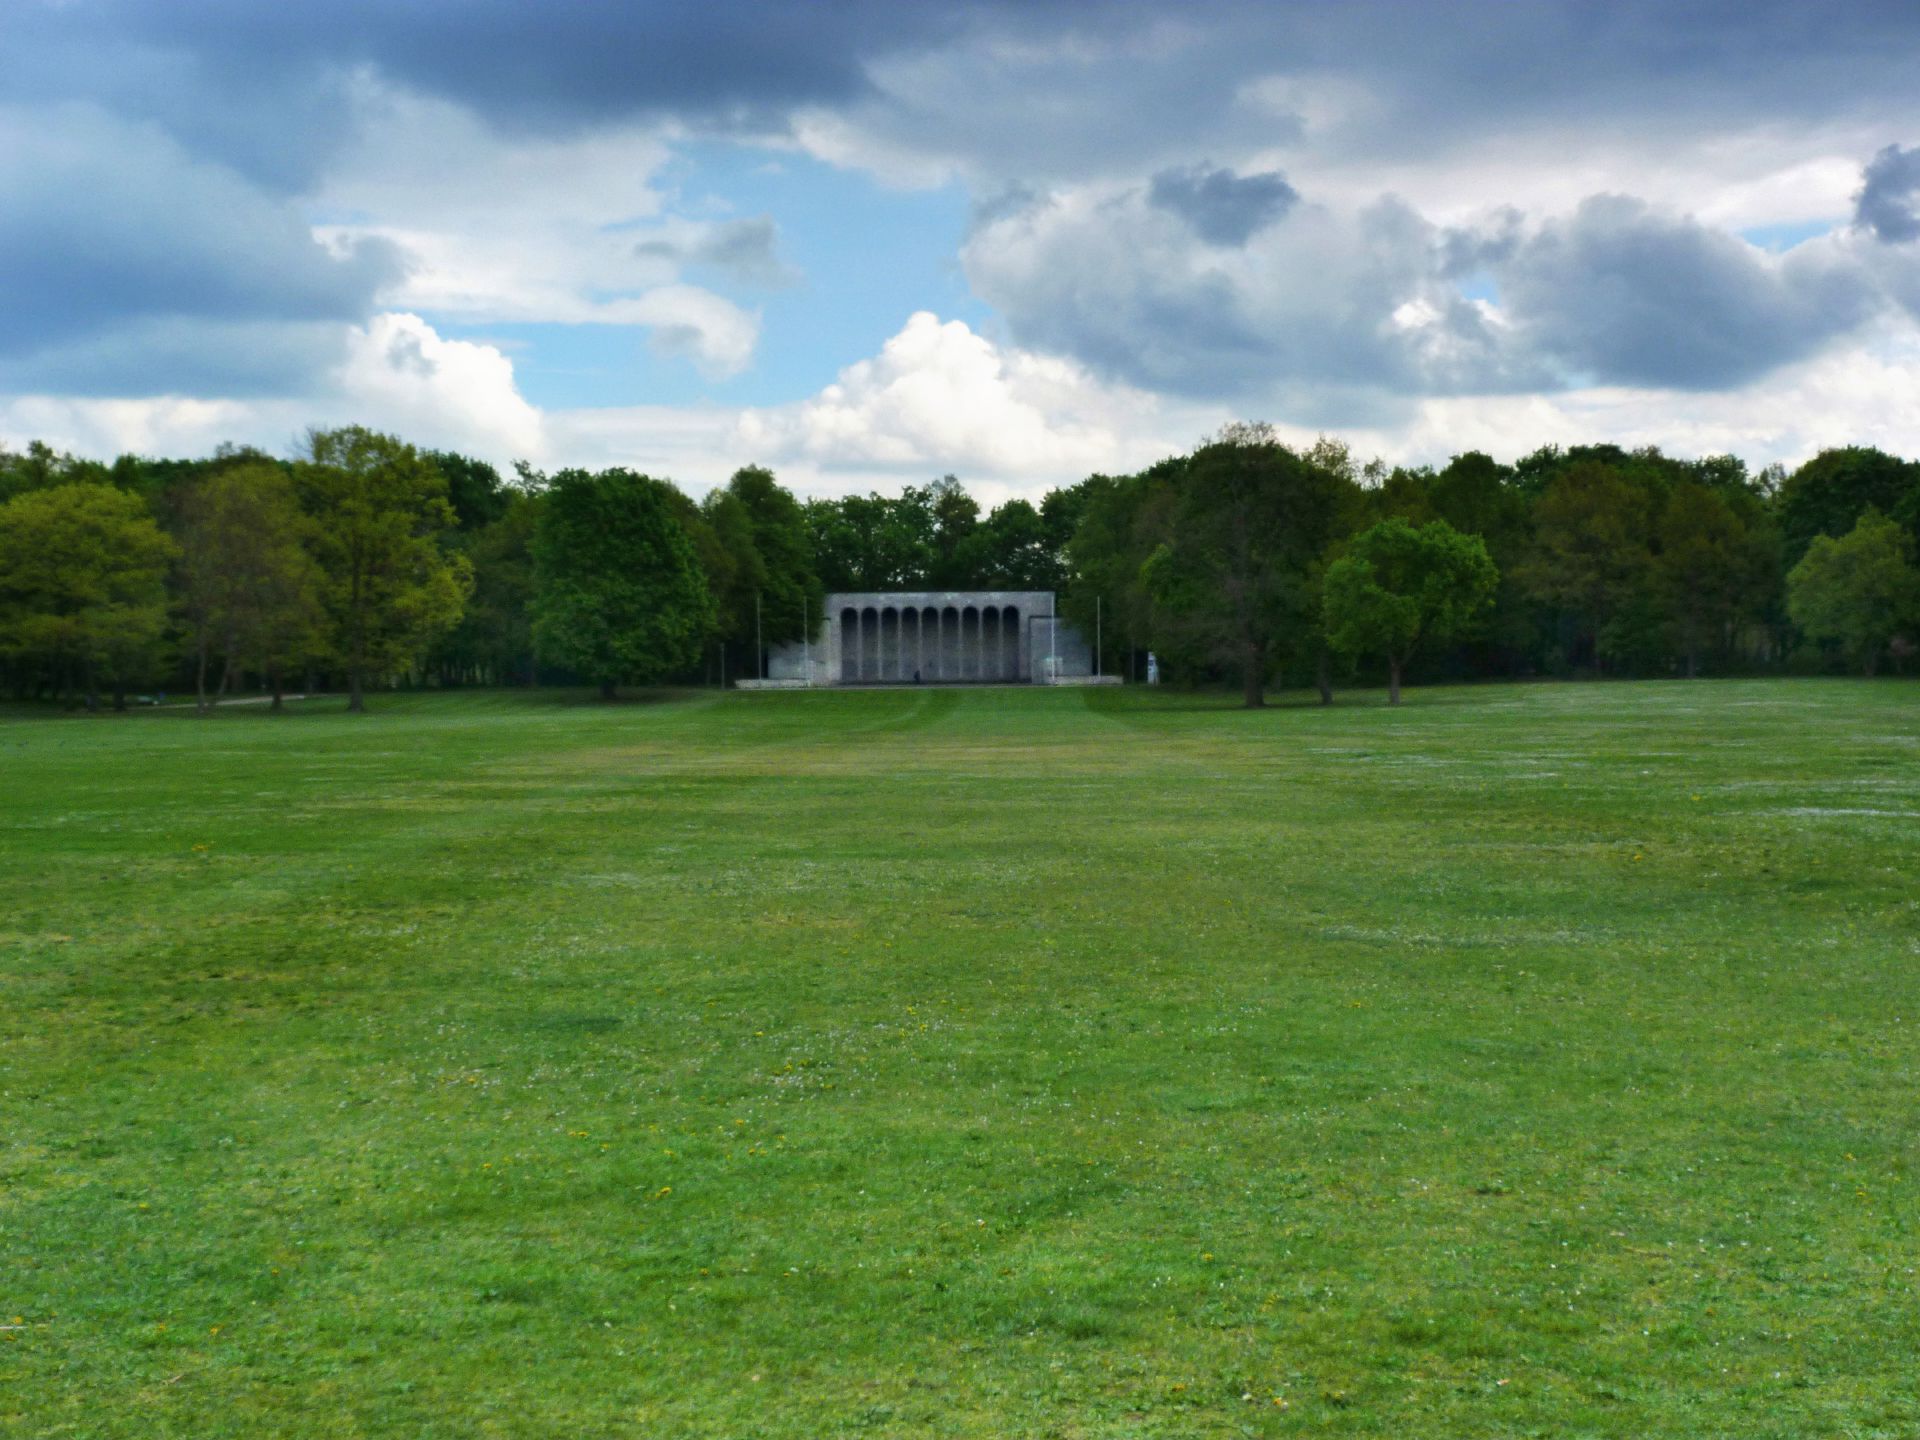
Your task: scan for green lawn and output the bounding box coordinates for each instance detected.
[2,680,1917,1438]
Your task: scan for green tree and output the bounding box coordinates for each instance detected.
[1323,518,1497,704]
[1786,510,1920,676]
[1516,460,1656,673]
[176,463,325,711]
[956,498,1054,588]
[804,491,937,591]
[0,441,112,502]
[1061,469,1169,681]
[1776,447,1920,567]
[926,475,980,587]
[296,427,472,712]
[1654,481,1778,677]
[0,482,176,708]
[425,450,512,532]
[1145,424,1360,707]
[716,465,822,672]
[1426,450,1538,675]
[532,468,713,698]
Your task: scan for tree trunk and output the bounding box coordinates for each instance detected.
[269,666,285,712]
[1242,642,1265,708]
[348,667,366,713]
[1315,650,1332,706]
[1388,656,1403,706]
[600,679,617,701]
[216,654,235,703]
[196,633,211,714]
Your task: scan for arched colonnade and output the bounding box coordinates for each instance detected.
[838,604,1022,683]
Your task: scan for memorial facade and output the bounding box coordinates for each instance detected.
[762,590,1101,686]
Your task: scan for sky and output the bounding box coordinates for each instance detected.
[5,0,1920,501]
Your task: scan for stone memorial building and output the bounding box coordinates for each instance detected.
[759,590,1105,686]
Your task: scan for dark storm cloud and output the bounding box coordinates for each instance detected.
[1148,166,1297,247]
[6,0,1920,411]
[1855,144,1920,244]
[1501,196,1877,389]
[14,1,1909,187]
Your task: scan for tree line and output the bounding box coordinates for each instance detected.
[1,422,1916,710]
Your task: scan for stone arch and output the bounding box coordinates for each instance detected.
[940,605,960,679]
[861,606,880,681]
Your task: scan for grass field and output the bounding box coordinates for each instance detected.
[2,680,1917,1438]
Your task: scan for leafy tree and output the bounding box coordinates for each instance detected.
[1144,424,1359,707]
[722,465,823,664]
[1323,518,1497,704]
[1776,447,1920,567]
[1516,460,1655,673]
[926,475,980,587]
[176,463,324,711]
[532,468,713,698]
[425,450,512,532]
[0,482,175,708]
[1061,470,1168,680]
[1426,451,1537,675]
[803,491,937,591]
[1654,481,1778,677]
[956,498,1054,588]
[296,427,472,712]
[1786,510,1920,676]
[1369,465,1438,525]
[696,484,763,676]
[432,489,542,686]
[0,441,112,502]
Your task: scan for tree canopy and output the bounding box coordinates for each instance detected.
[532,467,714,698]
[0,482,176,707]
[1324,518,1497,703]
[296,427,472,712]
[1786,510,1920,676]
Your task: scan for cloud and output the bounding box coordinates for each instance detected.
[0,313,542,468]
[17,307,1920,505]
[623,287,761,378]
[631,217,799,287]
[734,311,1212,483]
[1855,143,1920,243]
[1501,195,1878,389]
[965,174,1914,415]
[962,182,1535,411]
[338,313,544,459]
[0,104,398,396]
[1148,164,1297,246]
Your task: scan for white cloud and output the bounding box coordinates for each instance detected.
[1311,321,1920,471]
[733,311,1217,488]
[14,309,1920,505]
[308,79,762,378]
[0,313,543,467]
[337,312,543,458]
